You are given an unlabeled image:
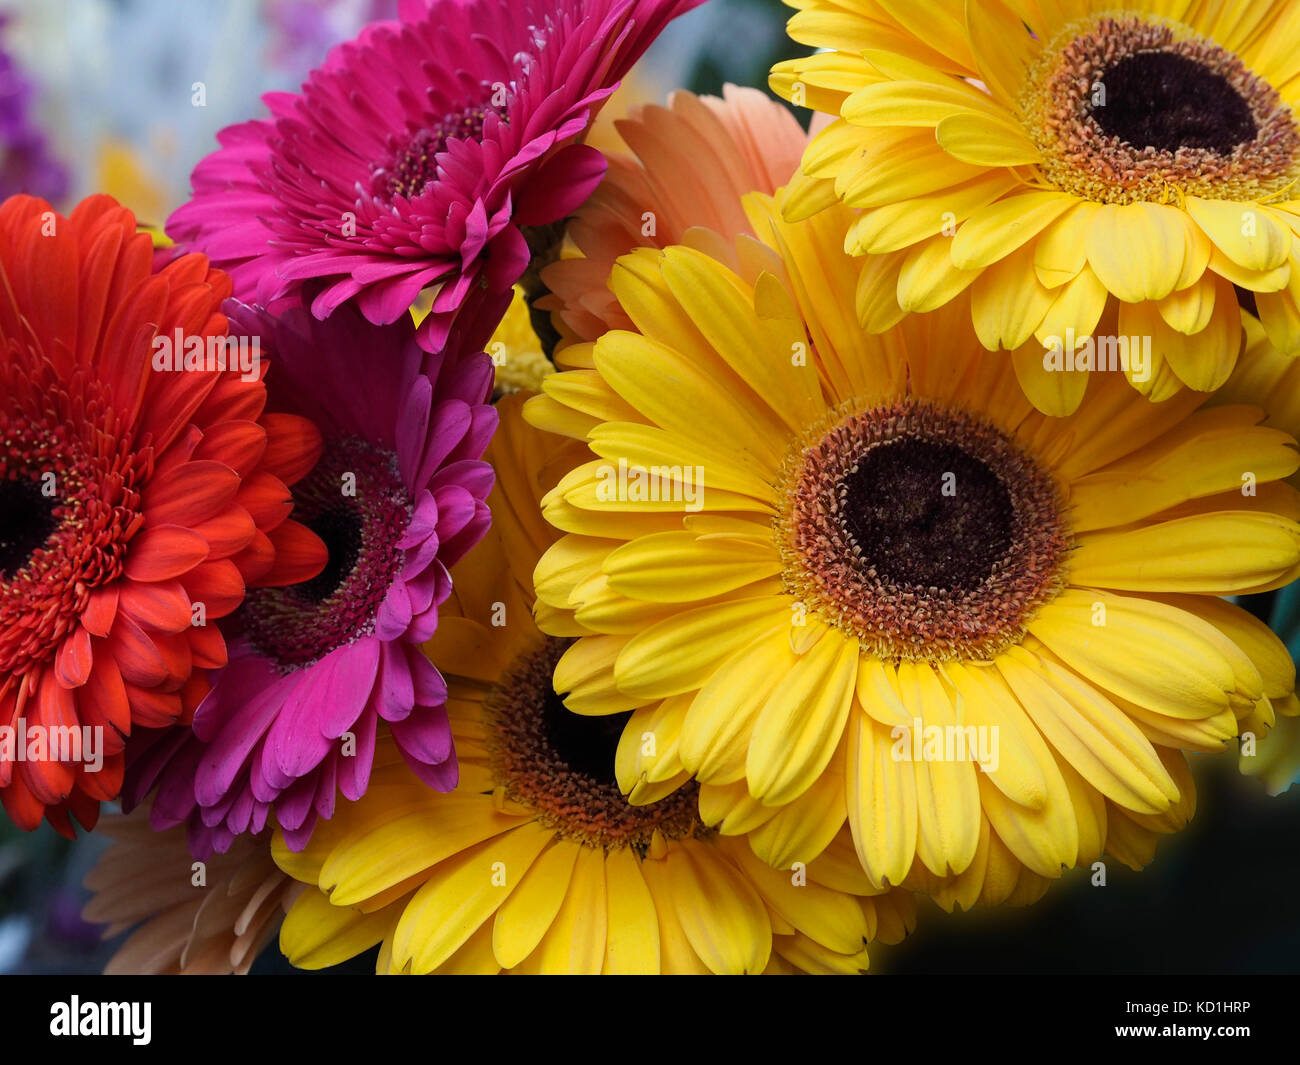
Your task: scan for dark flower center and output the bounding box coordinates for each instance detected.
[1025,14,1300,204]
[297,506,362,603]
[240,436,409,670]
[0,477,59,579]
[487,638,702,848]
[1091,51,1257,153]
[778,399,1070,661]
[544,687,628,790]
[839,439,1013,592]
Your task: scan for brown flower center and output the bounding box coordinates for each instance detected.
[486,637,702,850]
[1022,14,1300,204]
[776,399,1070,661]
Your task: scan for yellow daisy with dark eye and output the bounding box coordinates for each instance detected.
[770,0,1300,414]
[525,190,1300,907]
[272,397,916,974]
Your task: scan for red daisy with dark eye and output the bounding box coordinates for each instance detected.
[0,194,326,837]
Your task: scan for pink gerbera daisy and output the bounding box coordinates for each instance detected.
[167,0,701,351]
[125,300,496,855]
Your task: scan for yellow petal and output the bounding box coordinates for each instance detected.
[970,243,1054,348]
[841,80,1003,127]
[1027,590,1235,720]
[951,190,1075,270]
[845,709,917,888]
[665,842,771,974]
[681,626,792,784]
[491,840,579,969]
[1072,512,1300,593]
[727,840,869,955]
[1186,197,1292,272]
[1086,203,1190,302]
[748,629,859,806]
[660,248,826,432]
[1012,336,1089,417]
[898,661,981,877]
[615,597,787,699]
[280,892,393,970]
[392,823,551,973]
[895,234,980,312]
[521,843,607,974]
[602,847,660,974]
[603,531,783,602]
[746,743,848,869]
[935,111,1042,165]
[997,645,1179,814]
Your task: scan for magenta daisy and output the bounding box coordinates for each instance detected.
[125,300,496,856]
[166,0,701,351]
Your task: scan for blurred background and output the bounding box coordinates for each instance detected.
[0,0,1296,975]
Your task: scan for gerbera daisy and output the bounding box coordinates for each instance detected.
[274,396,916,974]
[82,805,292,974]
[525,192,1300,896]
[167,0,701,352]
[125,300,496,857]
[0,193,323,837]
[770,0,1300,413]
[538,85,808,349]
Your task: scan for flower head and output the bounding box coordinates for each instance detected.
[82,805,290,974]
[168,0,701,351]
[0,193,323,836]
[126,300,496,856]
[770,0,1300,412]
[538,85,808,349]
[526,192,1300,905]
[275,397,915,973]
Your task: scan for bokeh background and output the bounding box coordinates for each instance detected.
[0,0,1295,975]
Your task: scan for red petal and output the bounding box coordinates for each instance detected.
[190,504,256,559]
[257,519,327,588]
[235,472,293,532]
[122,682,182,729]
[260,413,322,486]
[150,631,193,689]
[78,655,130,753]
[229,530,274,585]
[181,559,246,619]
[76,751,123,803]
[0,774,47,832]
[123,525,210,582]
[54,625,94,688]
[81,585,119,638]
[143,459,240,527]
[193,420,267,478]
[117,579,191,633]
[188,622,228,671]
[107,613,169,689]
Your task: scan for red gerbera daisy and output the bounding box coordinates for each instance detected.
[0,194,326,837]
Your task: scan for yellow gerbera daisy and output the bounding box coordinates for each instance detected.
[525,191,1300,902]
[769,0,1300,413]
[273,396,915,974]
